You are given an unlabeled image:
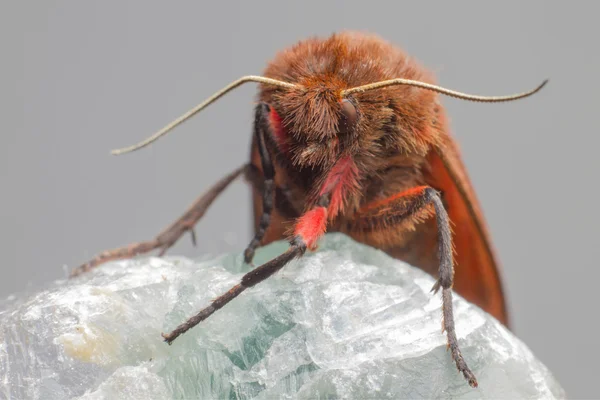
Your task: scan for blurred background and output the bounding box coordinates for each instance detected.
[0,1,597,397]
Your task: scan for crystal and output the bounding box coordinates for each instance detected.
[0,233,565,399]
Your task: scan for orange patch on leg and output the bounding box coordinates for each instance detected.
[358,186,429,213]
[294,207,328,250]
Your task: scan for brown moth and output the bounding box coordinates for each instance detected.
[73,32,546,387]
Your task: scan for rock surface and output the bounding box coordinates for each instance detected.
[0,234,565,399]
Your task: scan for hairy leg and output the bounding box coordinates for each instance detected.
[71,164,249,277]
[162,197,330,343]
[350,186,477,387]
[244,103,275,264]
[244,164,299,220]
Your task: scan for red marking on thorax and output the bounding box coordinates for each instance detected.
[269,107,289,154]
[319,155,359,219]
[294,206,327,250]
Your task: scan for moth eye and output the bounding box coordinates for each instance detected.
[339,98,358,135]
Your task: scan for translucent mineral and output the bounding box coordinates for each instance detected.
[0,233,565,399]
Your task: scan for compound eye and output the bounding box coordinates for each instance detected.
[339,98,358,135]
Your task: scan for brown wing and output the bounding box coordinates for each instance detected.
[425,138,509,326]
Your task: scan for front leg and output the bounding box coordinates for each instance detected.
[243,102,276,264]
[162,195,330,343]
[349,186,477,387]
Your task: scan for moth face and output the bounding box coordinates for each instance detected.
[266,91,360,168]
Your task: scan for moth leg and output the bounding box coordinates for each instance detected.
[244,103,275,264]
[162,199,329,344]
[70,164,249,277]
[244,164,299,220]
[351,186,478,388]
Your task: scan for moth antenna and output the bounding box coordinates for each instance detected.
[111,76,298,155]
[342,78,548,102]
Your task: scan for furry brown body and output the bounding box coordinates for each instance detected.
[250,32,508,325]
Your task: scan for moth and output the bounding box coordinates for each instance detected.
[72,32,546,387]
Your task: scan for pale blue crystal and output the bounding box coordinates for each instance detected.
[0,233,565,399]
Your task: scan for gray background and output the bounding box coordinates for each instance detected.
[0,1,596,398]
